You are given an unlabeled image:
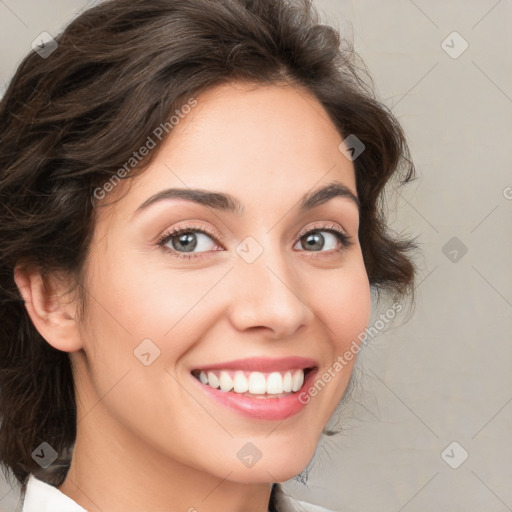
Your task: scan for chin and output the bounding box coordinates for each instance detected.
[220,441,318,484]
[227,460,313,484]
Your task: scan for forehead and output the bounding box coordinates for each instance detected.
[97,81,356,222]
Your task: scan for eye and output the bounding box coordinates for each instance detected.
[156,222,353,261]
[156,224,222,260]
[294,224,353,255]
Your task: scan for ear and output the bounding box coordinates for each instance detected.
[13,264,84,353]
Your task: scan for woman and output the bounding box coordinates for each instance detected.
[0,0,416,510]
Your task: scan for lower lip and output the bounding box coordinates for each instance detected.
[190,369,318,421]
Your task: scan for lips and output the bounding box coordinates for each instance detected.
[191,356,318,373]
[188,357,318,420]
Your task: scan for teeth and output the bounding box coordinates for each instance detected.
[291,369,304,392]
[283,371,292,392]
[196,368,307,395]
[207,371,219,389]
[248,372,266,394]
[219,371,234,392]
[233,371,249,393]
[266,372,283,394]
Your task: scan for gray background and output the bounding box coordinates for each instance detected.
[1,1,511,511]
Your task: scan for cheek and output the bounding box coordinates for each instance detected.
[81,247,227,364]
[83,238,371,362]
[312,259,371,352]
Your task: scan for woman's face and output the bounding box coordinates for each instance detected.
[74,81,371,483]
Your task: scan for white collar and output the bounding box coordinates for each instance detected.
[21,475,87,511]
[274,485,340,512]
[21,475,338,512]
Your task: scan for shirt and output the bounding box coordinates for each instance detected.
[20,475,86,512]
[20,474,339,512]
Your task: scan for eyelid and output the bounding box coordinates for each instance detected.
[157,221,349,244]
[295,221,349,241]
[156,222,224,246]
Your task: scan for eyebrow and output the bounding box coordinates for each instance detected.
[133,180,360,218]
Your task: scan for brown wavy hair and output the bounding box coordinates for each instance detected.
[0,0,417,506]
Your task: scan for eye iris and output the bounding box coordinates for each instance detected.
[303,231,324,251]
[173,232,197,252]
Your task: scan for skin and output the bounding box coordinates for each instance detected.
[15,81,371,512]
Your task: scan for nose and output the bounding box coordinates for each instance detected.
[227,242,314,340]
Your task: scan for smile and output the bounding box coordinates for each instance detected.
[191,368,314,397]
[189,357,319,421]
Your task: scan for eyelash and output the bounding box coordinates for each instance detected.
[156,222,354,261]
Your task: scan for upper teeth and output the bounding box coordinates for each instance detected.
[196,369,305,395]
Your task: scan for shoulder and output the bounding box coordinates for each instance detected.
[21,474,87,512]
